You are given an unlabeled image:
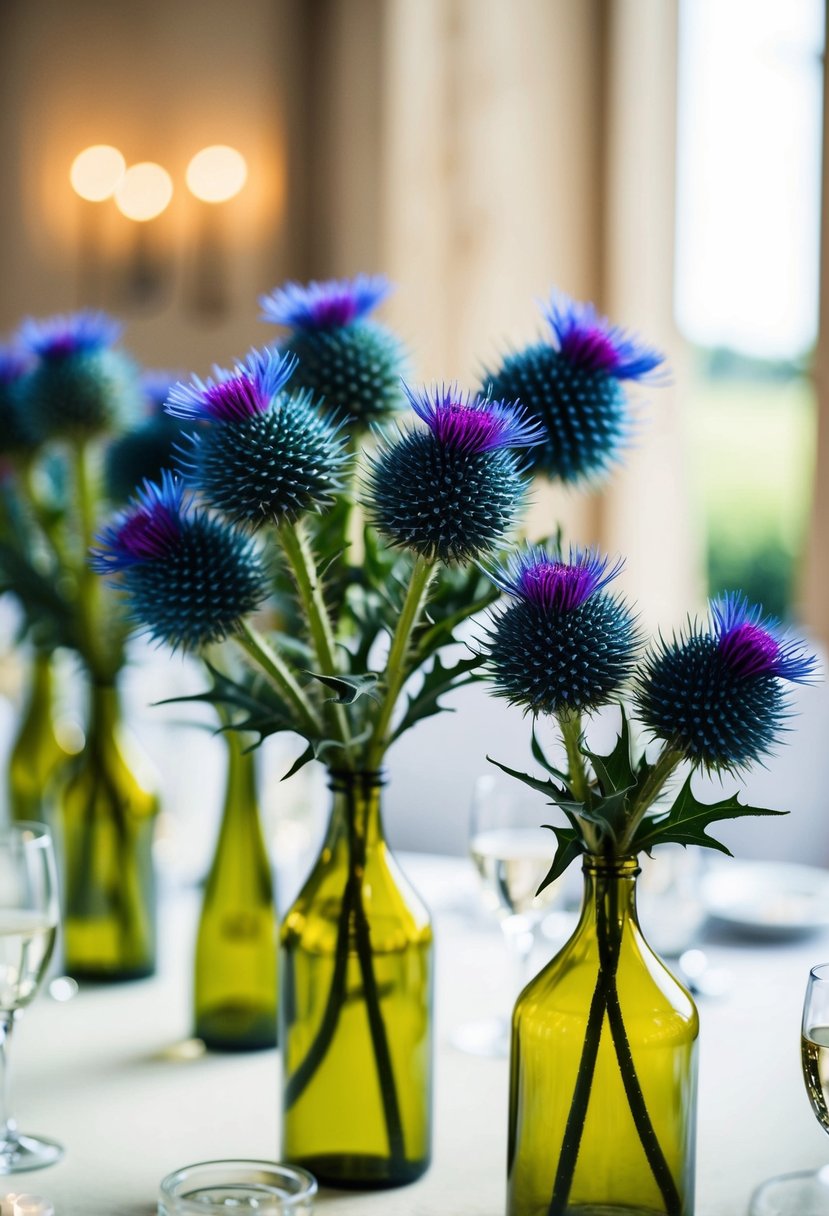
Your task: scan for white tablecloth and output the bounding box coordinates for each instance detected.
[9,854,829,1215]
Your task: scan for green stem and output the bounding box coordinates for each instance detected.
[366,555,436,768]
[73,443,117,681]
[619,746,684,853]
[557,709,600,853]
[235,620,321,740]
[279,519,353,756]
[597,879,682,1215]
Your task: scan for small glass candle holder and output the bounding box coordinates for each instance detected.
[159,1160,317,1214]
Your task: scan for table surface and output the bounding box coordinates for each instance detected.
[9,853,829,1216]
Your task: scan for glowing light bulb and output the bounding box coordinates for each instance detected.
[114,162,173,222]
[186,145,247,204]
[69,145,126,202]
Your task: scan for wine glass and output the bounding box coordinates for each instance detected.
[0,822,63,1173]
[453,773,567,1057]
[749,962,829,1213]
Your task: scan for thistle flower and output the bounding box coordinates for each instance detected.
[18,310,141,440]
[481,290,665,484]
[483,543,639,715]
[105,370,184,504]
[635,592,819,771]
[167,347,349,529]
[367,384,542,564]
[91,471,268,651]
[260,275,407,429]
[0,344,37,460]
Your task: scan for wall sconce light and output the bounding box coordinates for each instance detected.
[185,146,247,320]
[70,145,126,202]
[113,162,173,222]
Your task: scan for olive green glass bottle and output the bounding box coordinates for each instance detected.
[60,680,159,981]
[194,733,277,1051]
[280,770,433,1189]
[9,651,69,823]
[508,856,698,1216]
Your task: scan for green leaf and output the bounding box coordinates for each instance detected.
[280,735,350,780]
[631,774,787,856]
[583,705,636,797]
[157,662,300,746]
[391,653,482,742]
[486,756,578,814]
[305,670,380,704]
[537,825,586,892]
[530,723,573,788]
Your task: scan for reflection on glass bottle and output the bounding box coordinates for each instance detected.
[60,680,158,981]
[194,730,277,1051]
[280,769,433,1189]
[508,856,698,1216]
[9,651,69,824]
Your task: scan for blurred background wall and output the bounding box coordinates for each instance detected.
[1,0,827,865]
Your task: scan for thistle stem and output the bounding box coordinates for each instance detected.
[619,746,684,852]
[279,519,353,756]
[235,620,321,739]
[73,442,115,682]
[557,709,600,853]
[366,554,437,768]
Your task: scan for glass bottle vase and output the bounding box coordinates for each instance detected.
[280,769,433,1189]
[59,679,159,982]
[194,732,277,1051]
[508,855,698,1216]
[9,651,69,824]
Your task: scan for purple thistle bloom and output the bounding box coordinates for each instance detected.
[492,543,625,613]
[712,592,818,684]
[404,383,545,454]
[0,344,29,385]
[544,291,665,382]
[18,310,122,359]
[91,472,188,572]
[260,274,390,330]
[165,348,297,423]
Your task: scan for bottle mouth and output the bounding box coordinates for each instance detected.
[326,768,387,792]
[582,853,641,877]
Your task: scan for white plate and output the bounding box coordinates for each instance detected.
[701,860,829,939]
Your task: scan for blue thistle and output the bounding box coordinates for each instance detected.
[0,344,37,460]
[260,275,407,430]
[635,592,819,771]
[366,384,542,564]
[18,310,141,440]
[105,371,185,505]
[167,347,349,529]
[481,289,665,484]
[91,471,268,651]
[483,543,639,714]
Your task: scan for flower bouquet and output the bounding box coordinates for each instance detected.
[476,544,818,1216]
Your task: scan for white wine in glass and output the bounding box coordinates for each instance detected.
[750,962,829,1214]
[0,823,63,1173]
[455,775,565,1058]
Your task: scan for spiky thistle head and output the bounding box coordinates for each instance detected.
[0,344,38,460]
[91,471,268,651]
[366,383,541,564]
[635,592,819,772]
[483,543,639,715]
[481,289,665,485]
[167,347,350,529]
[105,370,185,504]
[17,310,141,441]
[260,274,407,430]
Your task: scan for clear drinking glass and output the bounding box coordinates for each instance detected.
[0,822,62,1172]
[750,962,829,1214]
[159,1160,317,1214]
[454,773,567,1057]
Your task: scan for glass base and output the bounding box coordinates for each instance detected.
[451,1015,510,1058]
[0,1132,64,1173]
[292,1152,428,1189]
[750,1168,829,1215]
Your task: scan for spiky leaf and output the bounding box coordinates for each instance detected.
[630,774,785,855]
[537,825,586,892]
[391,653,482,742]
[306,670,379,704]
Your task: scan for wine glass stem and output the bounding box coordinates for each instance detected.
[0,1011,18,1145]
[502,919,535,998]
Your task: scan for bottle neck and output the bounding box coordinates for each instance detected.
[326,769,387,856]
[220,733,260,827]
[578,855,641,935]
[87,679,122,742]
